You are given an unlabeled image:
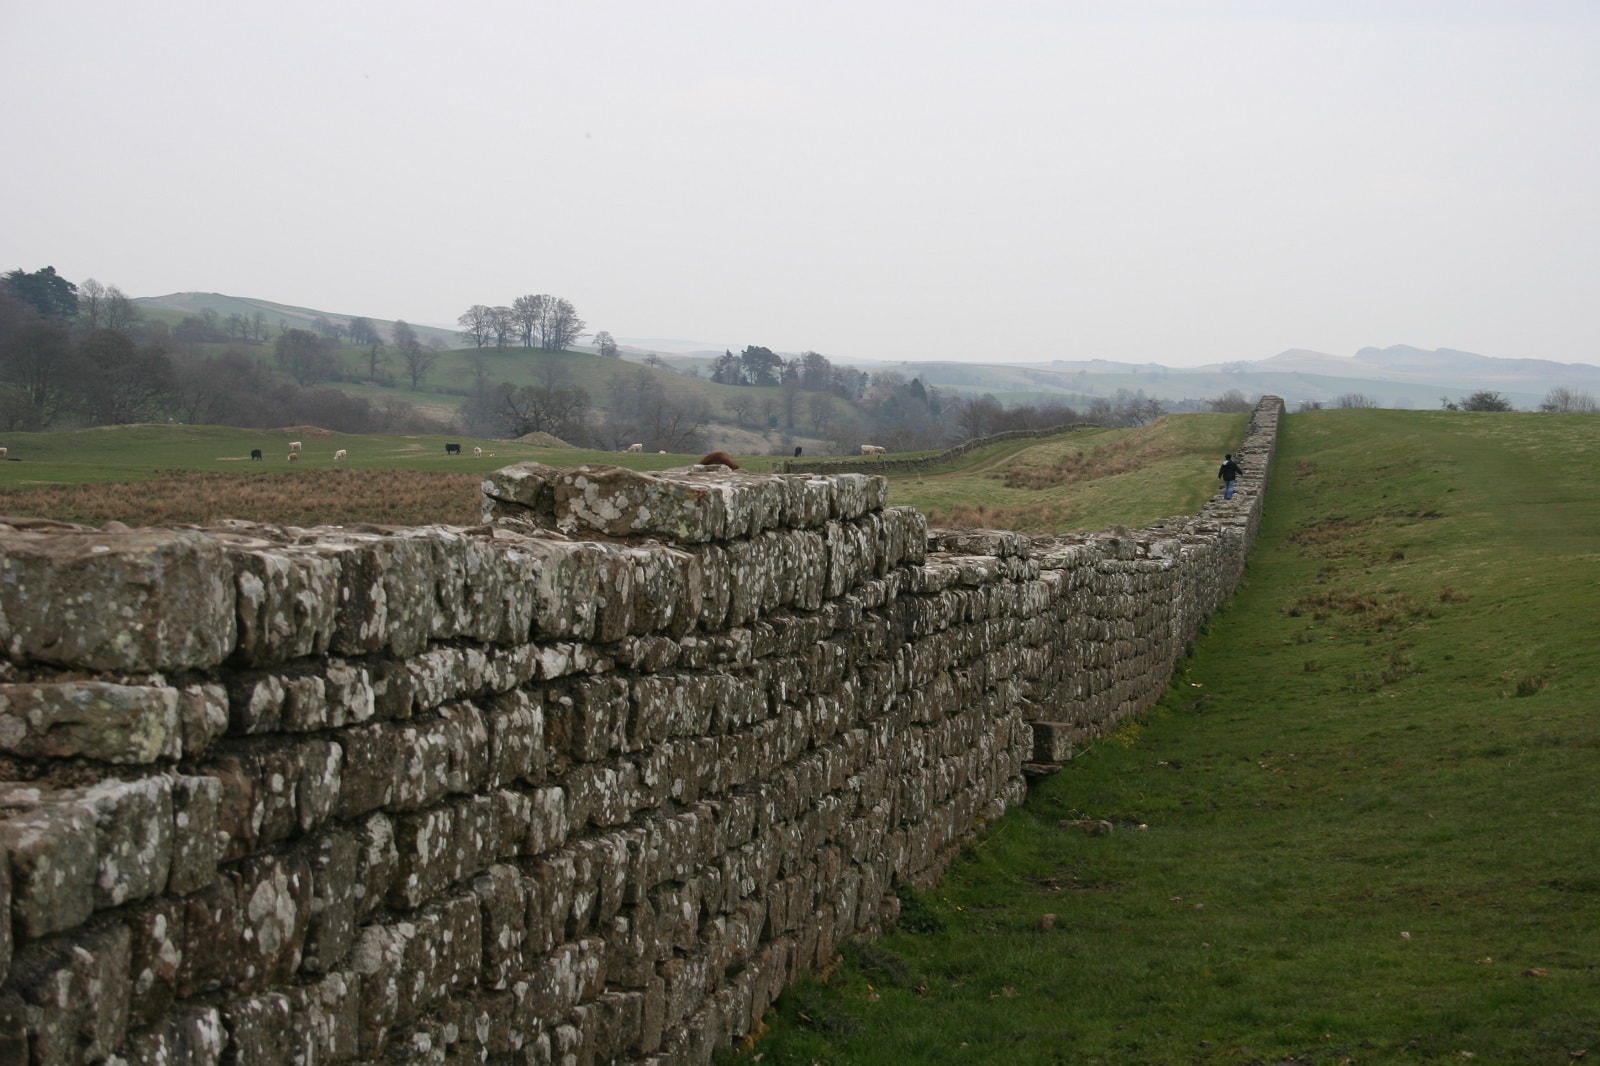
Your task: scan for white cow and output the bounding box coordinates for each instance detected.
[626,443,644,453]
[860,444,886,456]
[0,447,7,458]
[474,446,483,457]
[333,449,347,462]
[289,441,302,453]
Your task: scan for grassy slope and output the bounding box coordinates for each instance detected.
[885,413,1247,535]
[743,409,1600,1065]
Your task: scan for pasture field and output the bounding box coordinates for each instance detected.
[742,409,1600,1065]
[0,417,1245,529]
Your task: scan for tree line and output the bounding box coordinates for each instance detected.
[0,267,452,435]
[457,296,589,352]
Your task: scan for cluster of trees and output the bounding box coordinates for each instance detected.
[457,296,587,351]
[708,346,870,400]
[0,266,450,434]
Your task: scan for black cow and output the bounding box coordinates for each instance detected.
[794,446,802,457]
[250,449,263,461]
[445,443,461,455]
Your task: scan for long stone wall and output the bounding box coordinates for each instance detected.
[0,399,1281,1065]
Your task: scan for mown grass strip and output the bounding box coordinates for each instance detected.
[743,409,1600,1065]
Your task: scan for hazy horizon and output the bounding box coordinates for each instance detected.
[5,1,1598,370]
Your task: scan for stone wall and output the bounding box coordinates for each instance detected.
[0,399,1280,1065]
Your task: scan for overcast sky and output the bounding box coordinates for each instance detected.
[4,1,1598,368]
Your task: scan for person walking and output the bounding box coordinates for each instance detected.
[1218,453,1244,500]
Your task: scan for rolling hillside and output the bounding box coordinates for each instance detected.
[131,292,1600,414]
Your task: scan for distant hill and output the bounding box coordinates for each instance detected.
[130,292,1600,411]
[133,293,459,349]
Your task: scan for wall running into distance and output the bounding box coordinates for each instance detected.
[0,399,1281,1065]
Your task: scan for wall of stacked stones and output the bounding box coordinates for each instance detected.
[0,397,1281,1065]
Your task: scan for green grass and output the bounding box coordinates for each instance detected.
[885,413,1248,534]
[741,409,1600,1065]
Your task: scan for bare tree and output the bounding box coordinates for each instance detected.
[594,330,619,357]
[1540,386,1596,413]
[78,329,174,425]
[1208,389,1254,413]
[488,306,516,348]
[955,395,1003,439]
[403,347,438,390]
[457,305,494,348]
[78,278,107,331]
[275,329,335,386]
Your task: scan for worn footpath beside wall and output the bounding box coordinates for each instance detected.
[0,398,1281,1065]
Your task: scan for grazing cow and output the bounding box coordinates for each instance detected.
[445,443,461,455]
[289,441,302,453]
[699,451,740,470]
[250,449,263,461]
[658,450,666,455]
[626,443,644,453]
[860,444,886,456]
[333,449,347,462]
[0,447,8,458]
[794,446,802,458]
[288,453,298,462]
[474,446,483,457]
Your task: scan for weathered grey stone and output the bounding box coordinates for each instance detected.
[168,774,223,896]
[0,798,97,938]
[177,682,230,757]
[178,872,243,997]
[301,829,359,974]
[224,541,340,667]
[0,681,182,763]
[127,896,186,1026]
[0,528,236,672]
[220,991,294,1066]
[76,776,174,909]
[283,971,360,1066]
[234,851,313,992]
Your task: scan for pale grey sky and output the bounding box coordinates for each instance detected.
[4,1,1597,367]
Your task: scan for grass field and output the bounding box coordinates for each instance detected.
[739,409,1600,1065]
[0,417,1242,530]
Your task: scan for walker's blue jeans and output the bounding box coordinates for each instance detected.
[1224,480,1236,500]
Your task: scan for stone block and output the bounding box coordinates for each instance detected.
[6,921,133,1066]
[234,850,313,992]
[220,991,294,1066]
[169,774,223,896]
[320,533,435,658]
[284,971,361,1065]
[75,775,174,909]
[0,798,97,939]
[127,896,186,1026]
[0,527,235,672]
[302,828,359,975]
[178,682,230,757]
[224,541,340,667]
[0,681,182,764]
[1030,720,1076,763]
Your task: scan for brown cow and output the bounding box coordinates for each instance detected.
[699,451,739,470]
